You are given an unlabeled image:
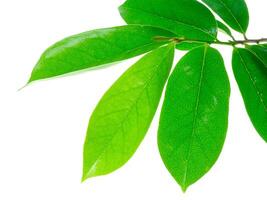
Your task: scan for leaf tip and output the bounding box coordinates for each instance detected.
[81,161,98,182]
[81,169,94,183]
[81,173,88,183]
[180,181,190,193]
[181,185,188,193]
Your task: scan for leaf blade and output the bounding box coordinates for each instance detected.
[119,0,217,41]
[82,44,175,181]
[201,0,249,33]
[29,25,175,82]
[176,41,206,51]
[158,45,230,191]
[246,44,267,68]
[232,48,267,142]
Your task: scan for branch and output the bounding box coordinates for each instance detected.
[232,38,267,44]
[153,36,267,46]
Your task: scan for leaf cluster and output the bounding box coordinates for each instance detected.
[27,0,267,191]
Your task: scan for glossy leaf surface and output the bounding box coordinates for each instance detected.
[176,41,206,51]
[202,0,249,33]
[29,25,175,82]
[119,0,217,41]
[232,48,267,142]
[82,44,175,181]
[158,46,230,191]
[246,44,267,67]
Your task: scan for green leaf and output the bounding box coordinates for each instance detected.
[82,44,175,181]
[119,0,217,41]
[28,25,175,82]
[232,48,267,142]
[217,20,233,39]
[201,0,249,33]
[158,45,230,191]
[176,41,206,51]
[246,44,267,67]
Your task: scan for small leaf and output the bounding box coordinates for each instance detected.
[82,44,175,181]
[28,25,175,82]
[201,0,249,33]
[119,0,217,41]
[158,45,230,191]
[232,48,267,142]
[246,44,267,67]
[217,20,233,39]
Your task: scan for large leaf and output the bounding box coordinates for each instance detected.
[28,25,175,82]
[82,44,175,181]
[119,0,217,41]
[232,48,267,142]
[158,45,230,191]
[201,0,249,33]
[246,44,267,67]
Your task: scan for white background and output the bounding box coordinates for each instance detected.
[1,0,267,199]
